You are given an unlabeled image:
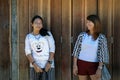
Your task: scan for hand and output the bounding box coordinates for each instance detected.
[73,65,78,76]
[95,68,102,79]
[45,62,51,72]
[33,63,43,73]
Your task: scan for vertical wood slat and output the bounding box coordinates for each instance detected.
[72,0,97,44]
[85,0,97,15]
[42,0,51,29]
[84,0,97,30]
[113,0,120,80]
[51,0,62,80]
[38,0,42,16]
[29,0,44,31]
[61,0,72,80]
[29,0,51,29]
[11,0,19,80]
[98,1,113,80]
[98,0,113,35]
[0,0,10,80]
[29,0,37,31]
[72,0,85,44]
[18,0,29,80]
[72,0,85,80]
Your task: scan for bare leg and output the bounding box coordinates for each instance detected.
[78,75,88,80]
[90,75,101,80]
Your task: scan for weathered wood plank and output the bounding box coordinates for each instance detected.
[42,0,51,29]
[51,0,62,80]
[112,0,120,80]
[18,0,29,80]
[85,0,97,15]
[61,0,72,80]
[0,0,10,80]
[11,0,19,80]
[72,0,85,79]
[98,0,113,80]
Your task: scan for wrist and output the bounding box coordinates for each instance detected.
[73,64,77,67]
[32,61,35,65]
[48,60,52,64]
[98,66,103,69]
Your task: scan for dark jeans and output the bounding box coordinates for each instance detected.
[30,67,55,80]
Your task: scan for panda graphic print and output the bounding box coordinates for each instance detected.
[32,41,44,53]
[31,35,49,57]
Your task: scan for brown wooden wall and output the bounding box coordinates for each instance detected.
[0,0,120,80]
[0,0,10,80]
[112,0,120,79]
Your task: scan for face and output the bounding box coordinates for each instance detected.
[32,18,43,31]
[86,20,94,31]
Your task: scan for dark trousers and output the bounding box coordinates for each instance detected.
[30,68,55,80]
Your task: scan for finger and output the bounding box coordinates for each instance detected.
[95,74,101,79]
[45,67,49,72]
[45,65,51,71]
[73,71,77,76]
[74,73,77,76]
[40,69,43,72]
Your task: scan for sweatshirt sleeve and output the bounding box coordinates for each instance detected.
[72,32,84,58]
[25,34,31,55]
[46,31,55,53]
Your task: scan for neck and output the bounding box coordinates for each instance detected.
[89,30,94,35]
[32,30,39,35]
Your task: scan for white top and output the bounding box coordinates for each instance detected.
[78,34,99,62]
[25,32,55,68]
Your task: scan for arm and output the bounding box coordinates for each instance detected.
[95,62,103,78]
[73,57,78,76]
[26,54,43,72]
[25,35,43,72]
[45,32,55,71]
[48,52,54,61]
[26,54,35,64]
[96,35,109,78]
[73,57,77,67]
[98,62,104,69]
[72,32,83,58]
[72,33,84,75]
[98,34,109,64]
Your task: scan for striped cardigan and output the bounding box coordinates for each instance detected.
[72,32,109,64]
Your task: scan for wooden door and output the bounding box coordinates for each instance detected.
[0,0,10,80]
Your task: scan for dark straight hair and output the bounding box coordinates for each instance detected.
[31,15,49,36]
[86,14,102,40]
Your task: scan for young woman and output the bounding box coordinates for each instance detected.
[72,15,109,80]
[25,15,55,80]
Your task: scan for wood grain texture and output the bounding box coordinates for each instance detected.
[0,0,119,80]
[61,0,72,80]
[51,0,62,80]
[112,0,120,80]
[18,0,29,80]
[0,0,10,79]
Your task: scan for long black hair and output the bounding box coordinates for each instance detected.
[31,15,49,36]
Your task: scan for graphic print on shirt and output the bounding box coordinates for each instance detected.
[31,41,44,55]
